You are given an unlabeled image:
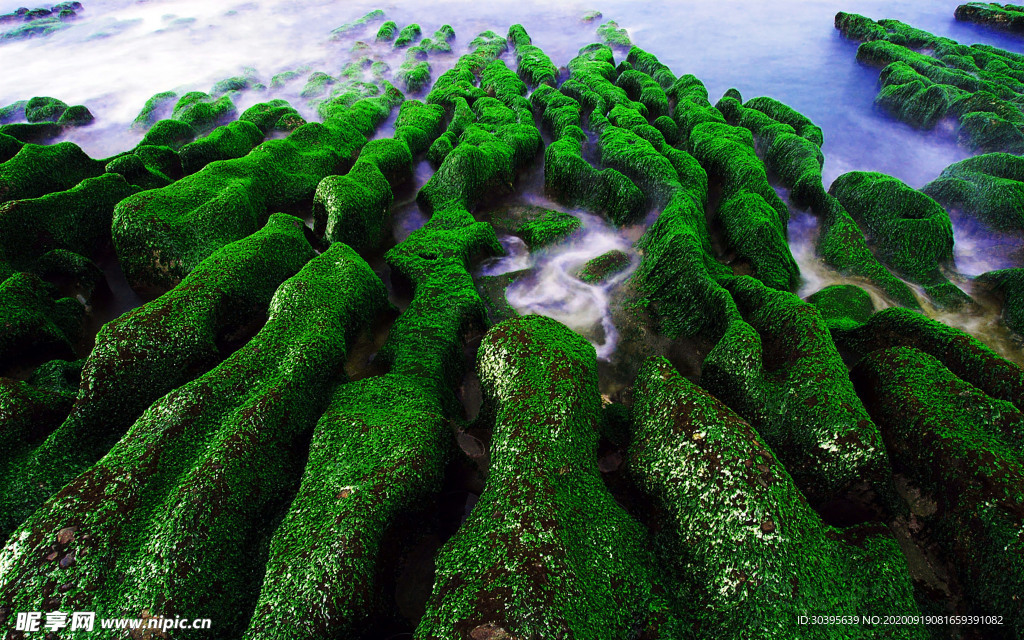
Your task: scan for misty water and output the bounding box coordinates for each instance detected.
[3,0,1023,363]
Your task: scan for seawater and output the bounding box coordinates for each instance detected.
[2,0,1022,362]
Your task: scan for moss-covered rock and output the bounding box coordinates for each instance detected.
[507,24,557,88]
[575,249,630,283]
[0,272,82,372]
[24,96,67,123]
[0,243,387,637]
[0,141,104,204]
[977,268,1024,335]
[805,284,876,331]
[0,100,27,124]
[836,306,1024,413]
[137,118,197,150]
[331,8,385,38]
[132,90,177,130]
[239,99,302,135]
[922,152,1024,232]
[0,214,314,538]
[113,89,400,295]
[597,19,631,48]
[701,276,895,506]
[394,23,421,48]
[0,172,137,269]
[852,346,1024,634]
[632,356,926,638]
[417,315,659,637]
[955,2,1024,34]
[179,119,264,175]
[493,205,581,249]
[0,372,77,474]
[830,171,968,307]
[170,91,237,133]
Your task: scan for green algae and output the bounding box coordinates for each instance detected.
[417,315,660,638]
[179,119,264,175]
[836,306,1024,414]
[922,152,1024,232]
[597,19,631,48]
[113,88,401,295]
[701,276,896,507]
[0,172,137,270]
[830,171,969,308]
[132,91,177,130]
[0,141,104,204]
[0,243,387,636]
[0,272,81,372]
[24,96,67,123]
[171,91,237,133]
[852,346,1024,633]
[575,249,630,283]
[239,99,303,135]
[0,214,315,539]
[492,205,581,249]
[394,23,421,48]
[805,283,876,331]
[0,100,26,124]
[508,24,557,88]
[977,268,1024,335]
[955,2,1024,34]
[331,8,386,38]
[632,356,926,638]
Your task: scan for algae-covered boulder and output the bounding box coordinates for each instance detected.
[113,91,400,295]
[0,243,388,637]
[490,204,581,248]
[239,99,302,134]
[170,91,237,133]
[922,152,1024,232]
[853,346,1024,635]
[0,272,82,372]
[830,171,968,307]
[836,306,1024,414]
[701,276,895,506]
[955,2,1024,34]
[0,141,104,204]
[24,96,67,123]
[0,214,315,538]
[977,268,1024,335]
[805,284,876,331]
[575,249,630,283]
[178,119,264,174]
[132,90,177,130]
[417,315,659,637]
[0,173,137,269]
[632,356,926,638]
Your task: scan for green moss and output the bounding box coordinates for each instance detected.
[0,214,315,539]
[395,57,432,94]
[955,2,1024,34]
[0,173,137,269]
[314,159,393,249]
[239,99,302,135]
[836,306,1024,413]
[171,91,237,134]
[701,276,896,506]
[615,69,668,118]
[830,171,969,307]
[0,242,387,636]
[24,96,68,123]
[626,45,676,88]
[690,121,799,291]
[0,100,27,124]
[394,23,421,48]
[977,268,1024,335]
[1,15,70,40]
[493,205,581,248]
[417,315,659,638]
[331,8,386,38]
[0,141,105,204]
[632,356,926,638]
[375,19,397,41]
[179,119,264,175]
[922,152,1024,231]
[394,99,446,155]
[0,272,82,372]
[805,284,876,331]
[55,104,92,127]
[0,375,76,475]
[597,19,631,48]
[210,71,260,96]
[957,110,1024,152]
[507,24,557,88]
[575,249,630,283]
[852,346,1024,632]
[137,118,197,150]
[113,92,398,294]
[270,70,302,89]
[105,144,182,190]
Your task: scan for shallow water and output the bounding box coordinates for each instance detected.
[2,0,1023,361]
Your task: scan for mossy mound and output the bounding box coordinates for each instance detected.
[178,119,264,175]
[830,171,969,308]
[632,356,926,638]
[977,268,1024,335]
[922,152,1024,232]
[805,284,876,331]
[0,141,104,204]
[853,346,1024,634]
[0,243,388,637]
[955,2,1024,34]
[0,214,315,538]
[575,249,630,283]
[492,205,581,249]
[701,276,895,506]
[418,315,660,637]
[0,272,82,372]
